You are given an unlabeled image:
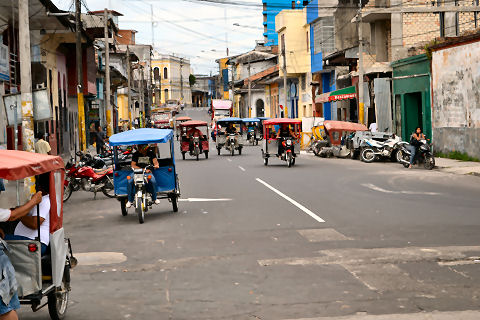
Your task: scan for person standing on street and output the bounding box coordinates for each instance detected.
[95,126,105,155]
[34,132,51,155]
[0,191,42,320]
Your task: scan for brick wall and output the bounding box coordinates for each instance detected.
[403,13,440,48]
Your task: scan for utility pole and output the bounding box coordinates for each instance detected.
[140,65,145,127]
[282,36,288,118]
[104,8,113,136]
[180,58,184,104]
[224,8,229,56]
[127,46,132,129]
[247,60,251,117]
[151,4,155,48]
[18,0,35,195]
[75,0,86,151]
[357,4,365,125]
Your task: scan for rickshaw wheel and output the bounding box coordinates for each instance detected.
[230,148,234,156]
[120,198,128,216]
[205,151,209,159]
[196,153,199,161]
[182,152,186,160]
[264,157,268,166]
[238,147,242,155]
[170,195,179,212]
[217,148,221,155]
[287,153,293,167]
[48,265,70,320]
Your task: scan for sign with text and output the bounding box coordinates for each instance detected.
[2,89,52,126]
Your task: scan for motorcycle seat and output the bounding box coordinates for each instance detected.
[94,168,111,174]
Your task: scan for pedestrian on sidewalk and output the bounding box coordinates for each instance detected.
[95,126,106,155]
[34,132,51,155]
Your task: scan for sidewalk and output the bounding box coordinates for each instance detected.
[435,157,480,176]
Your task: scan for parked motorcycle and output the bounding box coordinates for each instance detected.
[360,135,403,163]
[397,139,435,170]
[63,158,114,202]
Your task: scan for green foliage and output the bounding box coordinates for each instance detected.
[424,39,440,60]
[436,151,480,162]
[189,74,196,87]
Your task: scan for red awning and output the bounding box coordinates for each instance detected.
[0,150,65,180]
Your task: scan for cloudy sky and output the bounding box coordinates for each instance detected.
[52,0,263,74]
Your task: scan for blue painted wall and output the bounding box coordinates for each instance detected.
[322,72,335,120]
[307,0,323,73]
[263,0,305,46]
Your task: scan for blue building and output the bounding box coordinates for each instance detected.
[262,0,306,46]
[306,0,336,119]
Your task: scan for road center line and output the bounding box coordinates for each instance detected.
[256,178,325,223]
[227,159,232,162]
[238,166,246,172]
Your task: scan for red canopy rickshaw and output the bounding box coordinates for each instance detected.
[261,118,302,167]
[179,120,209,160]
[0,150,75,320]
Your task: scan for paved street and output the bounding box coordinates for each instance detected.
[19,108,480,320]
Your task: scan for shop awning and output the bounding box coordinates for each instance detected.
[329,86,356,101]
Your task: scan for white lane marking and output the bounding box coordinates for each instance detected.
[227,159,232,162]
[179,198,232,202]
[362,183,440,195]
[238,166,246,172]
[256,178,325,223]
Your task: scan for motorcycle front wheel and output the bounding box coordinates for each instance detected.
[230,147,234,156]
[424,155,435,170]
[63,181,73,202]
[287,153,293,167]
[136,196,145,224]
[47,265,70,320]
[361,148,376,163]
[101,176,115,198]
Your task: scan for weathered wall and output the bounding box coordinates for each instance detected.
[431,41,480,158]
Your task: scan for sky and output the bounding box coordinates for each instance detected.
[52,0,264,75]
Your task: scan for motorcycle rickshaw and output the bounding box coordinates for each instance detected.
[261,118,302,167]
[215,117,244,156]
[179,120,209,161]
[242,118,261,145]
[174,116,192,140]
[0,150,75,320]
[109,128,181,224]
[319,120,368,158]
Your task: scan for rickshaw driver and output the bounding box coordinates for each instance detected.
[0,191,43,320]
[186,126,203,151]
[276,123,297,155]
[226,123,237,135]
[126,145,160,208]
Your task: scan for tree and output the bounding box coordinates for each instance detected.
[189,74,196,87]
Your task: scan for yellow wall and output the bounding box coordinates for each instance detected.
[218,58,229,100]
[117,93,128,121]
[276,9,311,76]
[151,59,171,104]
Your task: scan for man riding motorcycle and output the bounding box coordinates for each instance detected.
[186,126,203,152]
[126,145,160,208]
[276,124,297,155]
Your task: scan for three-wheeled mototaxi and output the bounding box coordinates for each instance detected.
[242,118,261,145]
[261,118,301,167]
[174,116,192,140]
[215,117,244,156]
[179,120,209,160]
[0,150,75,320]
[109,128,180,224]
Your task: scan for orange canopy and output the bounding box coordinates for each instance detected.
[175,116,192,121]
[323,120,368,132]
[0,150,65,180]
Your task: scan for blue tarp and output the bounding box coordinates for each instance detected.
[217,117,243,124]
[109,128,174,146]
[242,118,260,123]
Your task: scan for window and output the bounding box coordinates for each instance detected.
[163,67,168,79]
[153,67,160,80]
[313,17,335,55]
[306,30,309,51]
[164,89,168,99]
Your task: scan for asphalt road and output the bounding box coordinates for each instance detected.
[19,108,480,320]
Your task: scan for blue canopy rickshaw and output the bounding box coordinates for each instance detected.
[242,118,261,145]
[109,128,180,223]
[215,117,244,156]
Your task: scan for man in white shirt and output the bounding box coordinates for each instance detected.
[0,191,42,320]
[369,122,377,132]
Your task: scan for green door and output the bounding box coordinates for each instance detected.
[403,92,423,140]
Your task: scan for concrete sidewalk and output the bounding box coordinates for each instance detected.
[285,310,480,320]
[435,157,480,176]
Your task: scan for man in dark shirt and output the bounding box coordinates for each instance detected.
[126,145,160,208]
[95,126,106,155]
[276,124,297,155]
